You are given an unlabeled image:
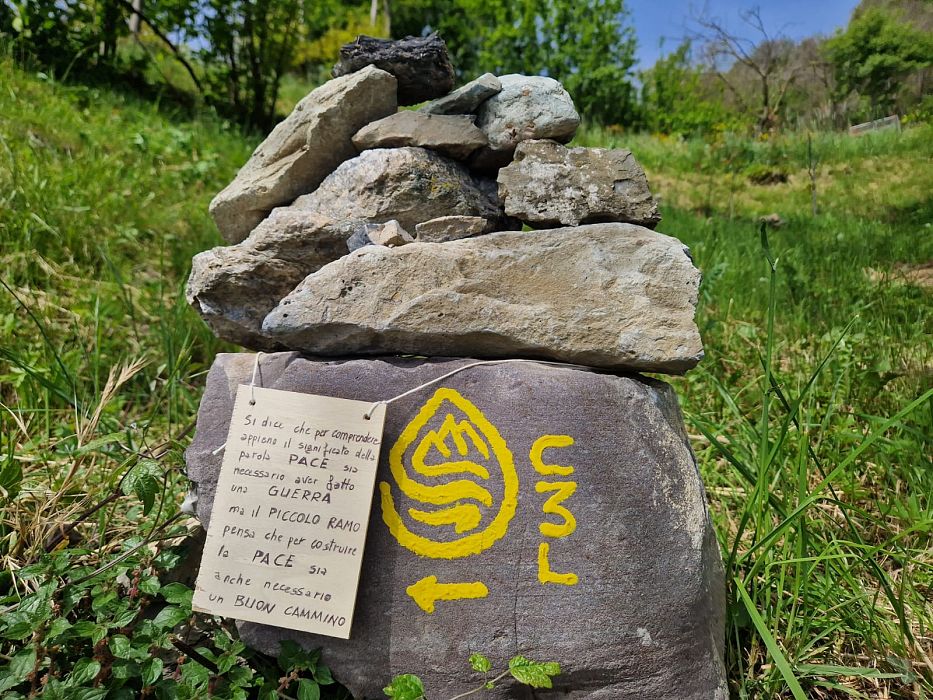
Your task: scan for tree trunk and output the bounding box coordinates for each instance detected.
[128,0,142,35]
[99,0,121,60]
[759,74,773,133]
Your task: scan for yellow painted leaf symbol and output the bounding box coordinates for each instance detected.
[380,388,519,559]
[408,503,483,533]
[406,576,489,614]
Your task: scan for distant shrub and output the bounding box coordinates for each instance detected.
[745,163,790,185]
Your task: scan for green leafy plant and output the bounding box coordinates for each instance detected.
[384,653,560,700]
[0,543,342,699]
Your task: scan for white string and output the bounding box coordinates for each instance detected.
[212,352,264,455]
[249,351,263,406]
[212,355,593,454]
[362,358,594,420]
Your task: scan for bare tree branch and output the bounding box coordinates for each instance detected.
[691,5,804,132]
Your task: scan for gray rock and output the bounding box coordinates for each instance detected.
[263,223,703,373]
[209,66,397,243]
[419,73,502,115]
[186,210,345,349]
[348,220,414,252]
[366,219,413,247]
[189,147,510,350]
[333,33,454,106]
[471,74,580,170]
[415,215,488,242]
[290,147,506,232]
[498,140,661,228]
[352,112,487,160]
[187,352,727,700]
[345,229,372,253]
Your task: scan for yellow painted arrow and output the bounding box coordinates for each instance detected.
[406,576,489,614]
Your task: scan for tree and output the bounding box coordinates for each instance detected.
[694,7,803,133]
[392,0,639,125]
[290,2,388,77]
[781,36,844,129]
[3,0,201,92]
[638,40,736,136]
[198,0,309,129]
[825,7,933,117]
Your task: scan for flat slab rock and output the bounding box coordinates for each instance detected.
[333,34,454,105]
[498,140,661,228]
[187,353,727,700]
[352,112,487,160]
[419,73,502,115]
[414,215,488,242]
[187,211,345,349]
[262,223,704,374]
[209,66,397,243]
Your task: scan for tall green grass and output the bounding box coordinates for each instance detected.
[649,133,933,695]
[681,223,931,698]
[575,123,933,225]
[1,60,930,698]
[0,60,252,569]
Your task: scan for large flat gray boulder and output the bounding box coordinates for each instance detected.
[209,66,397,243]
[187,352,727,700]
[262,223,704,374]
[498,140,661,228]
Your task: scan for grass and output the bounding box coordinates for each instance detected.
[582,124,933,698]
[1,59,931,698]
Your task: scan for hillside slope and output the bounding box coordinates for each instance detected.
[1,63,931,699]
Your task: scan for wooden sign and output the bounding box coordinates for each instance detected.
[192,385,387,638]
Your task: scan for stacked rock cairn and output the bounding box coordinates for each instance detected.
[186,34,727,700]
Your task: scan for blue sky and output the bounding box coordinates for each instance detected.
[627,0,860,68]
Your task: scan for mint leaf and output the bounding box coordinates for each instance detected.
[257,682,278,700]
[313,663,335,685]
[121,458,162,514]
[137,574,161,596]
[469,652,491,673]
[508,656,561,689]
[297,679,321,700]
[141,657,163,686]
[68,689,107,700]
[151,604,188,630]
[160,582,193,606]
[67,658,102,686]
[109,634,132,659]
[277,640,319,671]
[47,617,72,639]
[383,673,425,700]
[9,647,35,683]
